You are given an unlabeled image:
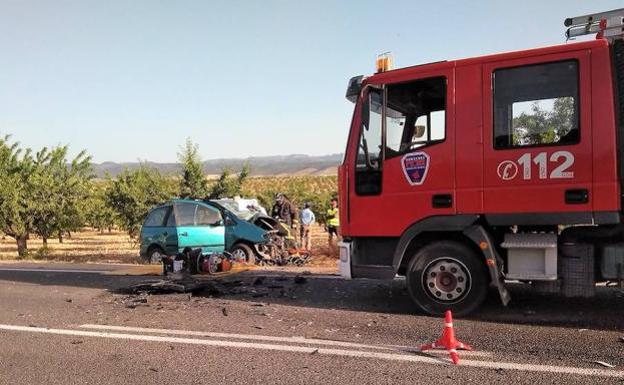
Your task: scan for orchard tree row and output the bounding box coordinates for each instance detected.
[0,136,337,257]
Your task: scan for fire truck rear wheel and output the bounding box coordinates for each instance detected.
[406,240,488,317]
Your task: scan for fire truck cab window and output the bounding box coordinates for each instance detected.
[493,60,579,149]
[385,77,446,159]
[355,89,383,195]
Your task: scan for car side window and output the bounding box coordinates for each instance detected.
[196,205,222,226]
[174,203,196,226]
[144,207,168,227]
[165,206,176,226]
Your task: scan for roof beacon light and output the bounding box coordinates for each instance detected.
[376,52,393,73]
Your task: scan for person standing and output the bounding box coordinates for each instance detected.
[326,198,340,249]
[299,202,315,251]
[271,193,299,241]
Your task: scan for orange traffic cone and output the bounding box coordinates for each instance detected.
[420,310,473,365]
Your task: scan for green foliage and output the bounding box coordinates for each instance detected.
[208,163,251,199]
[30,146,93,244]
[512,97,575,146]
[83,181,117,233]
[178,138,208,198]
[241,176,337,225]
[0,137,93,255]
[0,135,32,255]
[105,165,175,237]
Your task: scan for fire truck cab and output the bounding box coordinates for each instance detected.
[338,9,624,315]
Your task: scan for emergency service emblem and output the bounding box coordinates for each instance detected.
[402,152,430,186]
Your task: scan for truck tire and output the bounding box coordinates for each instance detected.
[406,240,488,316]
[230,243,256,265]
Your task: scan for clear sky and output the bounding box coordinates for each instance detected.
[0,0,621,163]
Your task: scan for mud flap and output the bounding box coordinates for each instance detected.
[463,225,511,306]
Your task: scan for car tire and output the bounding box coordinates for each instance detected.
[145,246,165,264]
[406,240,488,317]
[230,243,256,265]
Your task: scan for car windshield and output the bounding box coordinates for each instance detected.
[213,200,255,220]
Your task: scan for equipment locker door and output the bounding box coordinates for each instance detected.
[482,51,592,223]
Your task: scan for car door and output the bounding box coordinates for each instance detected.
[482,52,592,223]
[174,202,225,253]
[141,205,177,255]
[161,206,179,255]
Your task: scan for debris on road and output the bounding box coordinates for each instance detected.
[294,275,307,284]
[221,307,228,317]
[594,361,616,368]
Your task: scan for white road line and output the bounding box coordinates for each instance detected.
[79,323,492,357]
[0,268,108,274]
[0,324,621,378]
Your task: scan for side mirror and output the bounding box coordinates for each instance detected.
[345,75,364,103]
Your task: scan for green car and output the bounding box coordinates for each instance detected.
[139,199,267,264]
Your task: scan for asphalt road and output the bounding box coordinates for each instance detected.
[0,262,623,384]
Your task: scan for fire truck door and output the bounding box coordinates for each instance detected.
[349,69,456,236]
[482,51,593,222]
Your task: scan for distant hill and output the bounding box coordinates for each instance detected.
[92,154,342,178]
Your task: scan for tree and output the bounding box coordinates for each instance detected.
[208,163,250,199]
[30,146,93,245]
[512,97,575,146]
[105,165,174,237]
[0,136,35,256]
[84,182,117,234]
[178,138,208,198]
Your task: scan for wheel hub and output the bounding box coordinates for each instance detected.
[150,250,163,264]
[423,258,470,303]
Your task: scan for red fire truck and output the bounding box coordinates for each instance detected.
[338,9,624,316]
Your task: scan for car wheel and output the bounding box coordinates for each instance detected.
[406,241,488,317]
[230,243,256,265]
[146,246,165,264]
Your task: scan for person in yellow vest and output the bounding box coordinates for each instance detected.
[326,198,340,249]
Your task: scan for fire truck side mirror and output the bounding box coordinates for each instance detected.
[346,75,364,103]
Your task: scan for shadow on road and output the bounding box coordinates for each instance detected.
[1,268,623,331]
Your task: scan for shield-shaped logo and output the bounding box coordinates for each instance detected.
[402,152,430,186]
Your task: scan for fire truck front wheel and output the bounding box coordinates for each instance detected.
[406,240,488,317]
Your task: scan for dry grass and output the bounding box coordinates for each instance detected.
[0,229,140,264]
[0,225,338,267]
